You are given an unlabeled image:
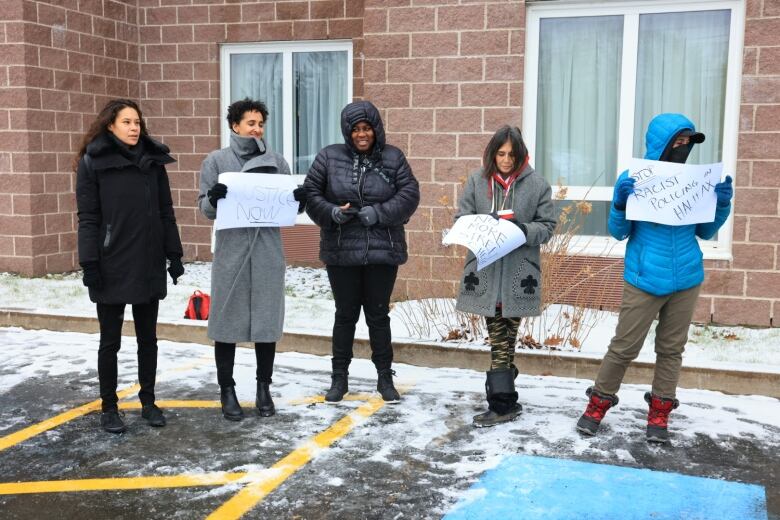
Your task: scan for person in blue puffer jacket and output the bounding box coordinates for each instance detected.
[575,113,733,444]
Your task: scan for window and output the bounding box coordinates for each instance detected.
[221,41,353,176]
[523,1,743,258]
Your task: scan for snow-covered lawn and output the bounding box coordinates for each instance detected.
[1,263,779,371]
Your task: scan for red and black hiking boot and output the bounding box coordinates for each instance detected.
[645,392,679,444]
[576,387,618,436]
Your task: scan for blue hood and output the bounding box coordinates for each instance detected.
[644,113,698,161]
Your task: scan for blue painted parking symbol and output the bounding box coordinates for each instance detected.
[444,455,767,520]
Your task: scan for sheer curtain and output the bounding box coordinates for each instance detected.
[230,53,283,152]
[633,10,731,163]
[536,15,624,235]
[294,51,348,174]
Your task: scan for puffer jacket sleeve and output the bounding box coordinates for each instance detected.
[608,171,633,241]
[303,148,338,228]
[76,156,101,266]
[695,201,731,240]
[372,151,420,226]
[524,179,556,247]
[157,166,183,257]
[198,152,219,220]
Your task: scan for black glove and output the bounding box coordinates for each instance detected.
[293,186,307,213]
[331,206,355,225]
[167,256,184,285]
[81,262,102,290]
[207,183,228,208]
[358,206,378,227]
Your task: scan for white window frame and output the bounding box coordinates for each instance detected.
[220,40,354,181]
[523,0,744,260]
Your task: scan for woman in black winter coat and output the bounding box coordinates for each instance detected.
[304,100,420,404]
[75,99,184,434]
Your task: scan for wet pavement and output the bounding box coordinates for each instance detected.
[0,327,778,519]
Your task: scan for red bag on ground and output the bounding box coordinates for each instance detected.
[184,290,210,320]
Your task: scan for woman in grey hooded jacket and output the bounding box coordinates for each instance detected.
[456,126,556,428]
[198,98,304,421]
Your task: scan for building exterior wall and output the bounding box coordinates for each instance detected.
[0,0,777,326]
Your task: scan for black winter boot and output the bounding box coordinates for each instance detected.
[256,382,275,417]
[220,386,244,421]
[377,369,400,404]
[325,369,349,403]
[100,410,127,434]
[141,404,166,427]
[473,368,522,428]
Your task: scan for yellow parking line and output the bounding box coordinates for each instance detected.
[0,384,140,453]
[287,394,376,405]
[206,396,388,520]
[0,471,251,495]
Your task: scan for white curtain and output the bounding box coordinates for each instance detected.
[536,15,624,235]
[294,51,348,174]
[230,53,283,152]
[634,10,731,163]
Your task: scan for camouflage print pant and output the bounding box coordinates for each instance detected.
[486,307,521,370]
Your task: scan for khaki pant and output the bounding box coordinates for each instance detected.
[594,281,701,399]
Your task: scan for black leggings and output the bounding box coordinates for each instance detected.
[215,342,276,387]
[96,301,159,412]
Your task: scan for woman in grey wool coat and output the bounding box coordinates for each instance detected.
[455,125,556,428]
[198,98,305,421]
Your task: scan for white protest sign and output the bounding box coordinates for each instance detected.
[214,172,298,230]
[443,214,527,271]
[625,159,723,226]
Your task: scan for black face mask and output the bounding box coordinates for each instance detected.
[664,145,691,164]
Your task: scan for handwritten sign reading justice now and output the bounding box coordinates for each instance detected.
[443,214,526,270]
[214,172,299,230]
[625,159,723,226]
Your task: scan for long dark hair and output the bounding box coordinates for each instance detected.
[482,125,528,179]
[73,98,149,172]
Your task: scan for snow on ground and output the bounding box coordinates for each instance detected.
[1,263,779,371]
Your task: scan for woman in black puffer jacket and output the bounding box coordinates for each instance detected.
[304,101,419,404]
[75,99,183,434]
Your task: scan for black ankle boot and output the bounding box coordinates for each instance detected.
[377,368,400,403]
[473,368,522,428]
[325,369,349,403]
[220,386,243,421]
[256,382,275,417]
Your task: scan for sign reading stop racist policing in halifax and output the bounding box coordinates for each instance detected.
[625,159,723,226]
[443,214,527,271]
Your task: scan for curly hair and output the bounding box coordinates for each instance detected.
[226,98,269,130]
[73,98,148,172]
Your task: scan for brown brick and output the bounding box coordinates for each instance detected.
[458,133,488,158]
[740,104,754,132]
[365,34,410,59]
[745,18,780,47]
[712,297,771,326]
[484,107,522,131]
[276,2,308,20]
[735,187,779,215]
[432,158,480,182]
[435,108,480,132]
[746,0,762,17]
[387,58,433,83]
[45,252,76,272]
[38,3,67,25]
[227,23,260,42]
[398,254,432,280]
[364,8,387,33]
[755,105,780,131]
[747,271,780,298]
[58,194,76,213]
[328,18,363,38]
[748,216,780,243]
[178,43,214,62]
[419,181,456,207]
[701,269,745,295]
[758,46,780,75]
[364,83,410,108]
[293,20,328,39]
[411,33,457,58]
[461,30,509,56]
[311,0,343,19]
[737,133,780,160]
[692,296,712,324]
[486,3,523,29]
[412,83,458,107]
[386,108,433,132]
[259,21,293,41]
[484,55,522,81]
[408,133,456,158]
[345,0,363,17]
[437,5,483,30]
[461,83,507,107]
[732,243,776,270]
[44,213,72,234]
[363,59,387,82]
[389,7,435,32]
[766,0,780,16]
[178,5,209,23]
[752,161,780,187]
[12,193,58,215]
[743,47,757,75]
[435,57,482,82]
[146,6,176,25]
[161,24,193,44]
[742,76,780,103]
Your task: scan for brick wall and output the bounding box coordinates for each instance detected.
[703,0,780,326]
[137,0,366,261]
[0,0,140,275]
[361,0,525,300]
